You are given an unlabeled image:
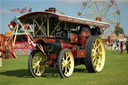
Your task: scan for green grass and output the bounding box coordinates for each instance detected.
[0,50,128,85]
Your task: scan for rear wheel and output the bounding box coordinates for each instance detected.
[28,50,47,77]
[84,36,105,72]
[57,49,74,78]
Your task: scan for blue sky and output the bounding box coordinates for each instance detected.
[0,0,128,35]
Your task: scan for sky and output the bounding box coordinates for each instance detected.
[0,0,128,36]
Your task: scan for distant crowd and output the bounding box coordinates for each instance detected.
[105,40,128,54]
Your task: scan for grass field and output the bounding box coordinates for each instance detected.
[0,49,128,85]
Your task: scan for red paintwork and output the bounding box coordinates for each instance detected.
[71,49,78,58]
[14,41,34,49]
[17,11,109,61]
[81,32,91,48]
[59,40,70,49]
[33,32,91,60]
[8,21,16,30]
[48,54,57,59]
[78,50,85,58]
[96,17,102,21]
[48,60,53,66]
[71,49,85,58]
[0,34,16,58]
[34,37,56,44]
[70,33,78,43]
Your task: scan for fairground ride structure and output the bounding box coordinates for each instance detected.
[78,0,120,35]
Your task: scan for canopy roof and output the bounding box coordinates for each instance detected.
[18,11,109,28]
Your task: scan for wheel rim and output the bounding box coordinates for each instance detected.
[92,37,105,72]
[61,51,74,77]
[32,52,46,76]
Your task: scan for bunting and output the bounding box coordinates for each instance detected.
[11,7,32,14]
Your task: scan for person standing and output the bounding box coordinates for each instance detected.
[125,41,128,54]
[113,41,116,51]
[120,42,124,54]
[0,50,2,67]
[117,41,120,52]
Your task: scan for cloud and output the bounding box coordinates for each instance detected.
[0,9,10,14]
[53,0,128,5]
[55,0,82,5]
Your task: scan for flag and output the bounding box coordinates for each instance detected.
[20,7,27,13]
[11,8,19,12]
[28,8,32,12]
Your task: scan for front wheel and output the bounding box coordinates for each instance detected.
[57,49,74,78]
[28,50,47,77]
[84,36,105,73]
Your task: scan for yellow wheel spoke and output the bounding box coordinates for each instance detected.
[37,66,40,74]
[36,56,39,61]
[93,43,97,49]
[92,49,95,52]
[99,51,102,55]
[60,50,74,77]
[91,37,105,72]
[96,60,101,68]
[39,57,43,61]
[62,61,65,67]
[92,53,95,57]
[62,55,65,61]
[67,66,70,72]
[68,64,71,69]
[31,51,46,76]
[34,66,37,73]
[64,67,68,75]
[96,44,101,49]
[33,63,37,69]
[92,56,96,62]
[68,60,71,64]
[93,59,97,68]
[33,56,37,62]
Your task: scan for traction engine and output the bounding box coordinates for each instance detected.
[9,8,109,78]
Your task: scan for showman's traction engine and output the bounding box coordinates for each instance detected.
[9,8,109,78]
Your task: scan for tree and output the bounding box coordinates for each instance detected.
[114,26,124,36]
